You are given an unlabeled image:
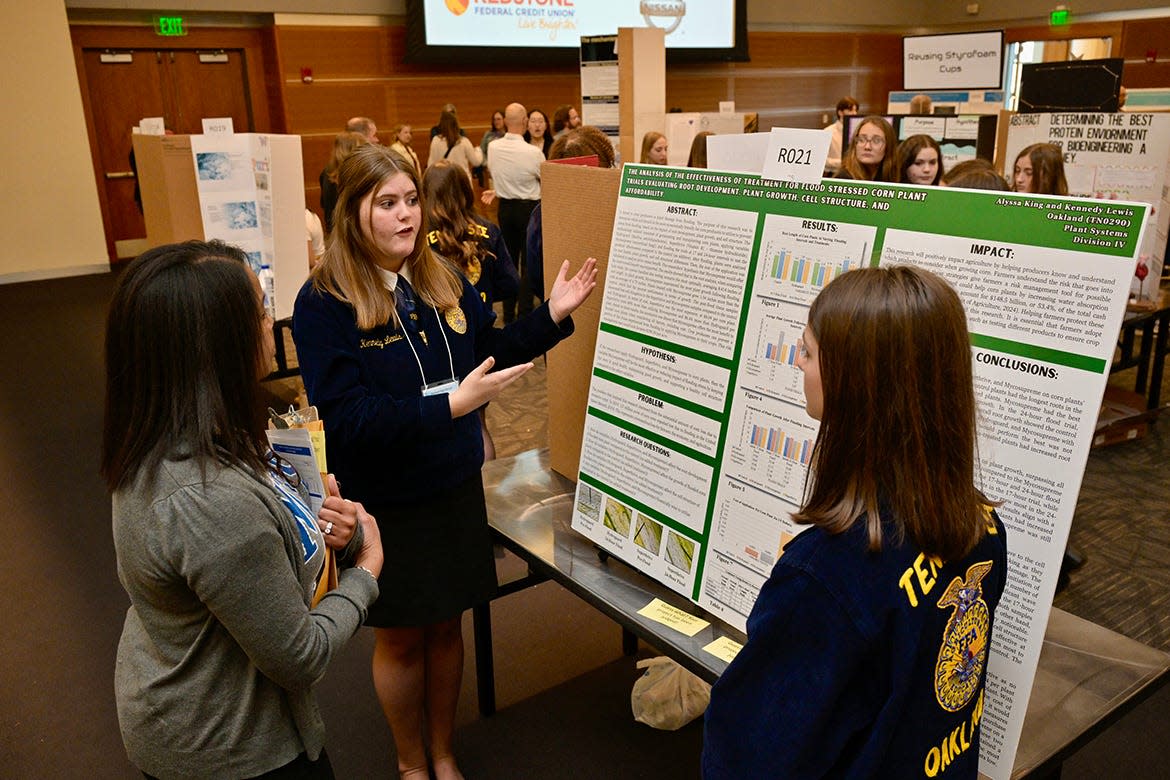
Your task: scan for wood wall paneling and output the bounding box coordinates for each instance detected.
[747,32,867,69]
[277,27,396,79]
[283,81,394,133]
[275,25,905,193]
[1120,18,1170,59]
[1118,18,1170,89]
[664,32,903,130]
[1122,63,1170,89]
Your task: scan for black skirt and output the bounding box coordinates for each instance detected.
[362,472,497,627]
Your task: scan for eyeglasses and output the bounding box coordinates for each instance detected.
[856,135,885,148]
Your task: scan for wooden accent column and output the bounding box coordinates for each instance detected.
[617,27,665,165]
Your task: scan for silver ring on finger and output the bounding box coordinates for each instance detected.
[323,521,334,535]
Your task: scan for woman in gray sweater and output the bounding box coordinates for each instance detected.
[102,240,384,780]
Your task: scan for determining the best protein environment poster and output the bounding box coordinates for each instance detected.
[570,164,1147,779]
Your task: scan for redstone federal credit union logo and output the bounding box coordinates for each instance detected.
[446,0,470,15]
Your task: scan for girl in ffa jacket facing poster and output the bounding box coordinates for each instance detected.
[703,266,1007,779]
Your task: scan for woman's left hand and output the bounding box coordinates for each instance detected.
[547,257,598,324]
[317,474,359,550]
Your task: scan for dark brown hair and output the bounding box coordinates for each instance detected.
[837,116,898,182]
[553,104,573,134]
[1014,143,1068,195]
[897,134,944,185]
[102,240,268,491]
[422,159,491,275]
[438,110,461,150]
[792,266,993,561]
[836,96,859,115]
[313,144,462,330]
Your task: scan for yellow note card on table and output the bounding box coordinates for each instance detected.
[637,598,710,637]
[702,636,743,664]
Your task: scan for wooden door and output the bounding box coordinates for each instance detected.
[78,47,253,260]
[164,50,253,135]
[81,49,167,258]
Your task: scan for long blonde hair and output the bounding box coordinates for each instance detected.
[312,145,463,330]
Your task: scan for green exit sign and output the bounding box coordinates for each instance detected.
[1050,7,1070,25]
[155,16,186,36]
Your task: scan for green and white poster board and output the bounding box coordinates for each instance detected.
[1005,111,1170,294]
[571,164,1147,778]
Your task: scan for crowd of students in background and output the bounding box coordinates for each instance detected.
[820,94,1067,194]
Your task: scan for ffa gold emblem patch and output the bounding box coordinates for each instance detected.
[933,560,993,712]
[444,306,468,334]
[466,257,482,285]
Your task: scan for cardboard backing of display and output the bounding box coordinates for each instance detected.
[132,134,204,246]
[541,162,622,478]
[131,133,308,320]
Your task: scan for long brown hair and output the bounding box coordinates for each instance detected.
[1014,143,1068,195]
[438,110,461,150]
[312,144,463,330]
[422,159,490,275]
[837,116,898,182]
[325,131,368,185]
[792,266,993,561]
[102,240,268,491]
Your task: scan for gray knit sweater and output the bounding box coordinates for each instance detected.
[112,454,378,779]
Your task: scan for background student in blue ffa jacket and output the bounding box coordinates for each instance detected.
[702,266,1007,779]
[292,144,596,780]
[104,240,384,780]
[421,158,519,460]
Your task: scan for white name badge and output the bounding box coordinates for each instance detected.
[761,127,831,184]
[422,378,460,397]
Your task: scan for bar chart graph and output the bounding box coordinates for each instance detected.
[753,214,878,306]
[748,422,813,464]
[723,398,819,506]
[766,248,860,289]
[738,303,808,406]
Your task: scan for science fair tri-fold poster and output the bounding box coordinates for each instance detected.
[571,163,1146,779]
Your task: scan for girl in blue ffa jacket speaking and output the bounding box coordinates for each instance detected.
[293,144,596,780]
[702,266,1007,779]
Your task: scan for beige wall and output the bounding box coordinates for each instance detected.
[1,1,107,281]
